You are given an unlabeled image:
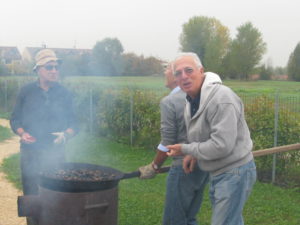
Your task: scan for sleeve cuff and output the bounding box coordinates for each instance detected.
[157,144,169,152]
[181,144,190,154]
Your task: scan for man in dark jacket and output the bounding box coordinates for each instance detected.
[10,49,78,225]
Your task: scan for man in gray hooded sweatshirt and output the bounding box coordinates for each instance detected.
[167,52,256,225]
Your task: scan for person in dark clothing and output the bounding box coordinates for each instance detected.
[10,49,78,225]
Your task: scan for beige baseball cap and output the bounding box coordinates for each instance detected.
[33,49,62,71]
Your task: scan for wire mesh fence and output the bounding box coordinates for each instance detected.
[1,77,300,186]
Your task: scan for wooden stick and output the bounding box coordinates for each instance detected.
[253,143,300,157]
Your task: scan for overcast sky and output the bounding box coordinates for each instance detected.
[1,0,300,67]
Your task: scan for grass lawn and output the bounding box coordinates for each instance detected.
[64,76,300,96]
[0,125,12,142]
[1,133,300,224]
[0,111,10,120]
[2,76,300,96]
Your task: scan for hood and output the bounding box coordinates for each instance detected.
[203,72,222,86]
[197,72,222,116]
[185,72,223,121]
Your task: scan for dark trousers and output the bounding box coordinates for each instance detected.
[20,146,65,224]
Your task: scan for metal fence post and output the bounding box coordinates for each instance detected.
[89,88,94,134]
[4,79,8,112]
[272,91,279,183]
[17,79,21,91]
[130,94,133,146]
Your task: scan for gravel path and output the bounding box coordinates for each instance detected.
[0,119,26,225]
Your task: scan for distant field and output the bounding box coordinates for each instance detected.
[64,76,167,90]
[64,76,299,92]
[224,80,300,97]
[1,76,300,96]
[64,76,300,98]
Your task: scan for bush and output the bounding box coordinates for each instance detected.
[245,95,300,186]
[96,88,161,149]
[66,82,163,150]
[0,77,35,113]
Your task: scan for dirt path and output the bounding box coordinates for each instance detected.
[0,119,26,225]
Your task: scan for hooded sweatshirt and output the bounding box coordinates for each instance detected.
[181,72,253,176]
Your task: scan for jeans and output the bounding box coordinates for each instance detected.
[163,165,209,225]
[209,160,257,225]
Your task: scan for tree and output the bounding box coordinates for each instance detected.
[258,64,273,80]
[90,38,124,76]
[273,66,287,76]
[287,42,300,81]
[179,16,230,73]
[60,55,81,77]
[122,53,164,76]
[77,53,92,76]
[223,22,266,80]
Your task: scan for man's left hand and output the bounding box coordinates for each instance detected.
[52,132,66,144]
[166,144,183,156]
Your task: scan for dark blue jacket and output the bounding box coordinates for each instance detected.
[10,81,78,150]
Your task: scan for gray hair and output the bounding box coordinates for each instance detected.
[172,52,203,73]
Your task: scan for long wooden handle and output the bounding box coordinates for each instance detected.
[121,166,171,180]
[253,143,300,157]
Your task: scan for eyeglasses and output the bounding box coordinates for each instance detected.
[174,67,194,77]
[43,65,60,71]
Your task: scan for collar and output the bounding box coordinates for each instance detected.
[35,79,59,91]
[186,91,201,104]
[170,86,181,95]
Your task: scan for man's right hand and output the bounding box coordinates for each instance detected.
[20,132,36,144]
[139,163,156,179]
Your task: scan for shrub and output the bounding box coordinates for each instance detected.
[96,88,161,149]
[245,95,300,185]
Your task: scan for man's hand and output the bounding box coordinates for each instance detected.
[166,144,183,156]
[20,132,36,144]
[183,155,197,174]
[139,163,156,179]
[52,132,66,144]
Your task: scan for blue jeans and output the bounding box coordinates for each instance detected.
[209,160,257,225]
[163,165,209,225]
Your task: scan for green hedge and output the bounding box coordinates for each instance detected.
[245,95,300,186]
[0,77,35,113]
[54,78,164,150]
[70,86,163,149]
